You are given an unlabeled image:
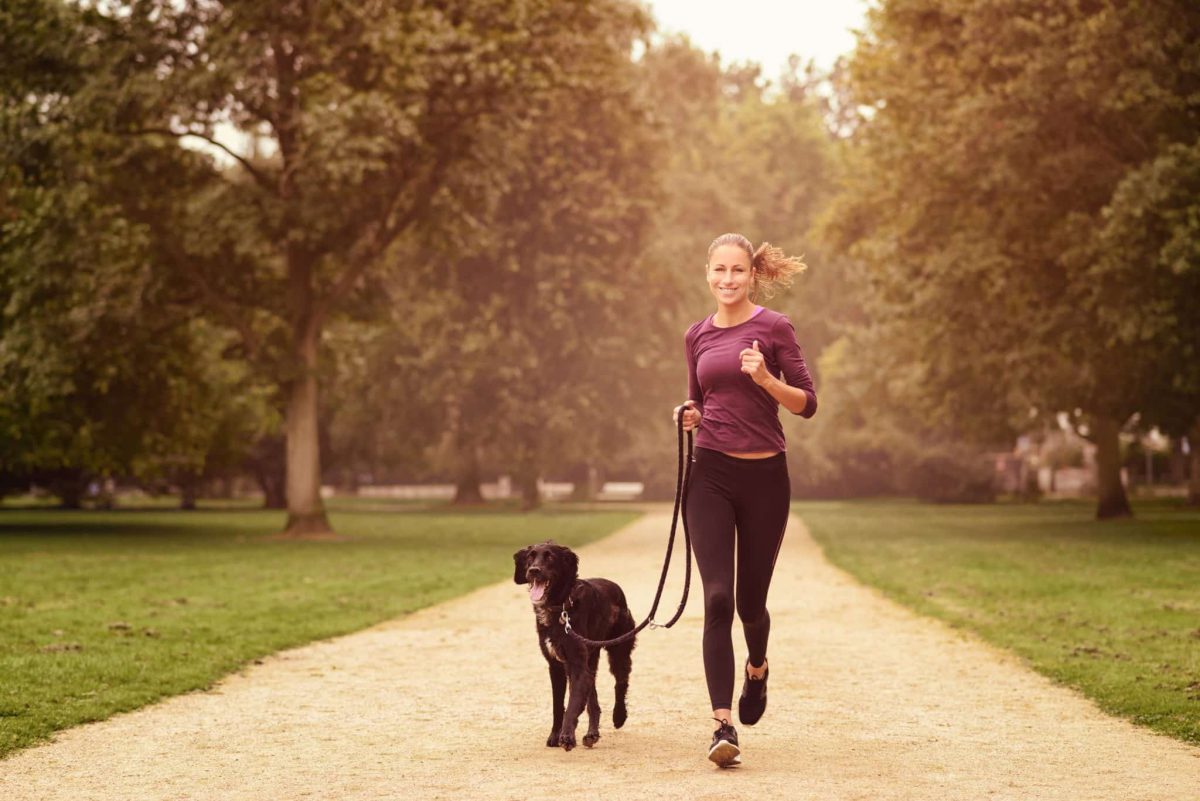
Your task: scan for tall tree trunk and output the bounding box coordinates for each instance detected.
[249,436,287,508]
[52,469,86,509]
[259,471,286,509]
[448,395,484,505]
[275,48,331,537]
[58,487,83,509]
[516,460,541,511]
[1093,414,1132,519]
[180,476,197,511]
[454,444,484,505]
[571,463,599,501]
[283,320,331,535]
[1189,416,1200,507]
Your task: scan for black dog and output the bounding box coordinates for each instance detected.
[513,540,636,751]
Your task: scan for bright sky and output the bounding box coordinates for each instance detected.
[644,0,870,79]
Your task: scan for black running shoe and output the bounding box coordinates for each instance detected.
[738,658,769,725]
[708,718,740,767]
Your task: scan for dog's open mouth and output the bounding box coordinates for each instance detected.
[529,579,547,603]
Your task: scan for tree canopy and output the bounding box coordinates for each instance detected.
[820,0,1200,516]
[5,1,1194,516]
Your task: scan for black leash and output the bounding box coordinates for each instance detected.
[562,407,694,647]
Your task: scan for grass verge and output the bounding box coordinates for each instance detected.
[798,498,1200,745]
[0,502,638,758]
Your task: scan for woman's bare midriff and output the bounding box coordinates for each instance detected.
[719,450,780,459]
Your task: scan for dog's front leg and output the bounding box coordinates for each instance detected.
[583,686,601,747]
[546,660,567,747]
[583,648,601,747]
[558,652,595,751]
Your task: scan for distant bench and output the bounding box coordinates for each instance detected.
[596,482,645,501]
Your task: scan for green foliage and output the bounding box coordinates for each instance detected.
[1091,138,1200,436]
[907,447,997,503]
[322,2,667,498]
[328,27,852,501]
[819,0,1200,505]
[0,504,637,756]
[784,315,927,497]
[803,498,1200,744]
[0,3,279,501]
[2,1,679,512]
[463,25,668,498]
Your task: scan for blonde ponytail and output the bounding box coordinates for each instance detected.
[750,241,806,300]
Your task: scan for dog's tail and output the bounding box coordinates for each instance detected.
[606,607,635,728]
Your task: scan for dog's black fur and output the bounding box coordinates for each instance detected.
[513,540,636,751]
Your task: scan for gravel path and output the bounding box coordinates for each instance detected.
[2,510,1198,800]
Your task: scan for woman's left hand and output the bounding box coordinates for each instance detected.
[739,340,771,387]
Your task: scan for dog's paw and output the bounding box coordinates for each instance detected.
[583,730,600,748]
[545,731,560,748]
[559,732,576,752]
[613,704,627,729]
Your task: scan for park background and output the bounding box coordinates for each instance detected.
[1,0,1198,766]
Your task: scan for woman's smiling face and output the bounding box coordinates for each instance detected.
[707,243,754,308]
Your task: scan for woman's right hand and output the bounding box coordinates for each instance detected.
[672,400,702,432]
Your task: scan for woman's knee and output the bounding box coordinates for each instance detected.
[704,588,735,625]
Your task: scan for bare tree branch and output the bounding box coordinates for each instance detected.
[125,127,276,193]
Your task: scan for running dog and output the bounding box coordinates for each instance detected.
[513,540,636,751]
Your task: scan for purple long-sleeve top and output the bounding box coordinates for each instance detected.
[685,305,817,454]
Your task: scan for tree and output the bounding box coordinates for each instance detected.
[1,2,254,506]
[0,150,275,509]
[1091,138,1200,504]
[58,0,658,533]
[348,5,667,509]
[822,0,1200,517]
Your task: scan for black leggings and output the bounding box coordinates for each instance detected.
[685,446,790,711]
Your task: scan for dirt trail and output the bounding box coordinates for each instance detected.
[2,510,1198,800]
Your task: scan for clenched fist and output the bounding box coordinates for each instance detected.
[672,399,702,432]
[740,340,770,386]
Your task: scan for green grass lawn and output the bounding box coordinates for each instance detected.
[0,502,638,758]
[799,498,1200,745]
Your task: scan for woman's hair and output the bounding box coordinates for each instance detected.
[707,232,806,301]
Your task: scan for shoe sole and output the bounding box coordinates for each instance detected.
[707,740,741,767]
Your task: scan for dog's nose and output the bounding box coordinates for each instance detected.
[527,566,543,579]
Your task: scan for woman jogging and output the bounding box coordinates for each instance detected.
[673,232,817,768]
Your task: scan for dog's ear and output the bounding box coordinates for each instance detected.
[513,546,532,585]
[562,547,579,582]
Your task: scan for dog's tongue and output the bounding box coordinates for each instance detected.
[529,580,546,602]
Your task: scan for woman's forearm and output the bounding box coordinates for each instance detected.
[757,375,811,415]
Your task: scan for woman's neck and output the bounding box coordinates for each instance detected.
[713,301,758,328]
